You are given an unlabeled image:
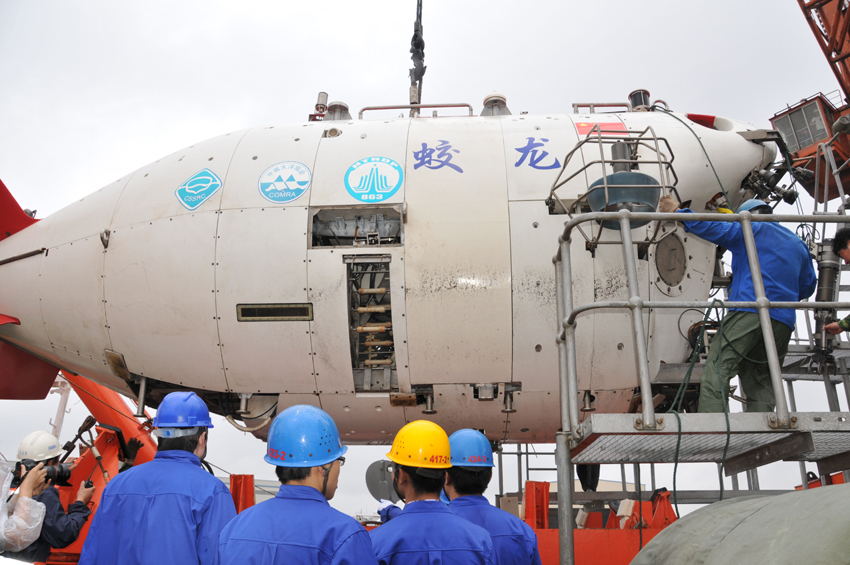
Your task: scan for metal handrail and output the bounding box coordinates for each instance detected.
[572,102,630,114]
[357,103,474,119]
[563,300,850,328]
[553,209,850,565]
[813,135,849,220]
[548,125,679,247]
[556,209,850,428]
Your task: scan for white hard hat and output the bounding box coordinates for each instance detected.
[17,431,63,462]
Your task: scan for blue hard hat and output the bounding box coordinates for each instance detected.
[737,199,772,214]
[265,405,348,468]
[152,391,214,429]
[449,429,494,468]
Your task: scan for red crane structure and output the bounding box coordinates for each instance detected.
[771,1,850,203]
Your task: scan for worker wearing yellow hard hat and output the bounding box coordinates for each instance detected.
[368,420,497,564]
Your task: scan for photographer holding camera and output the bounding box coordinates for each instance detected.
[3,431,95,563]
[1,460,47,554]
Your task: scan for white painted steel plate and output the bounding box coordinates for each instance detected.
[40,237,110,375]
[105,212,228,391]
[220,124,324,210]
[404,117,512,385]
[111,130,249,229]
[215,206,316,393]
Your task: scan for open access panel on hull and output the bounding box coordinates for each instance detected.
[346,254,398,392]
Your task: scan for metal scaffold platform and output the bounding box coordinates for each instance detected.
[571,412,850,476]
[546,124,850,563]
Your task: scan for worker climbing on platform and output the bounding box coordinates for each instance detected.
[78,391,236,565]
[445,429,542,565]
[369,420,497,565]
[823,228,850,335]
[658,196,817,413]
[3,431,95,563]
[217,404,377,564]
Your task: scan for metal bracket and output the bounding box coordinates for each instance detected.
[633,416,665,430]
[236,393,253,415]
[134,376,148,418]
[724,432,814,476]
[768,413,798,429]
[475,383,496,401]
[389,392,417,407]
[736,129,783,144]
[104,350,131,382]
[422,392,437,414]
[567,430,582,450]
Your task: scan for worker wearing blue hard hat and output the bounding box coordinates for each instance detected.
[79,391,236,565]
[369,420,497,565]
[446,429,542,565]
[659,195,817,413]
[218,405,378,565]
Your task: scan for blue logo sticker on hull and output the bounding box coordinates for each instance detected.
[344,157,403,202]
[175,168,222,210]
[259,161,312,203]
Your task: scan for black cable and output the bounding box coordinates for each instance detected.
[409,0,426,102]
[636,464,643,551]
[717,329,769,365]
[677,308,708,345]
[651,106,732,210]
[72,382,152,427]
[668,299,725,517]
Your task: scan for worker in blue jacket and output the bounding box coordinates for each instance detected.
[445,429,542,565]
[218,405,376,565]
[369,420,498,565]
[78,391,236,565]
[659,196,818,413]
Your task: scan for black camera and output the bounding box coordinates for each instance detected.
[11,459,73,488]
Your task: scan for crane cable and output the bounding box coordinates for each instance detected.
[408,0,426,112]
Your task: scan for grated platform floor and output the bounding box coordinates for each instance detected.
[570,412,850,465]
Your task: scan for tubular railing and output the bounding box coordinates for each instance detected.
[553,209,850,565]
[547,125,681,250]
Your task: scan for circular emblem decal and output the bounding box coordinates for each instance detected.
[344,157,403,202]
[258,161,312,203]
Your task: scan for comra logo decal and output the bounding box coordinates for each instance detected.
[258,161,312,203]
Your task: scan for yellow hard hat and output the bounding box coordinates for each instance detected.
[387,420,451,469]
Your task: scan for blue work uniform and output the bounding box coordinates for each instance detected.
[2,486,90,562]
[449,496,542,565]
[678,210,818,327]
[379,503,402,523]
[218,484,377,565]
[379,490,448,523]
[369,500,498,565]
[78,450,236,565]
[679,210,818,412]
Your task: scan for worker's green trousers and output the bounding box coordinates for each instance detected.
[698,311,793,413]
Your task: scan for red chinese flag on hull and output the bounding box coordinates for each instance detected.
[575,122,628,136]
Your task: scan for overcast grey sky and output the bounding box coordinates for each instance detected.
[0,0,844,540]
